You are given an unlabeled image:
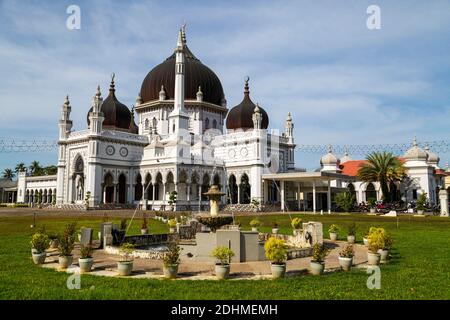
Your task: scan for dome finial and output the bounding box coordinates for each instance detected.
[328,144,333,153]
[96,85,101,97]
[181,22,187,44]
[109,73,115,94]
[244,76,250,94]
[413,135,417,146]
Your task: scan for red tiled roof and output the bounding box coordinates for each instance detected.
[339,160,367,177]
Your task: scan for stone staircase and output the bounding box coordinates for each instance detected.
[221,203,281,213]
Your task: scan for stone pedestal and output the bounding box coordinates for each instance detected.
[439,189,448,217]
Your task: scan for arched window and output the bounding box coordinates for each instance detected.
[145,118,150,130]
[205,118,210,130]
[365,183,377,202]
[213,119,217,129]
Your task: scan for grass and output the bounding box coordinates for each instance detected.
[0,212,449,299]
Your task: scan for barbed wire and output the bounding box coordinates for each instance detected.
[1,138,450,155]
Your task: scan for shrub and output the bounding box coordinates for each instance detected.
[197,216,233,232]
[367,198,376,208]
[264,237,287,265]
[211,246,235,265]
[13,203,29,208]
[416,193,427,211]
[79,244,93,259]
[31,232,49,253]
[163,242,182,266]
[119,243,135,262]
[120,218,127,230]
[347,222,357,236]
[312,243,331,263]
[335,192,355,212]
[249,218,261,228]
[168,218,177,228]
[328,224,339,233]
[58,222,76,256]
[368,227,386,253]
[168,191,178,205]
[291,217,302,230]
[339,244,354,258]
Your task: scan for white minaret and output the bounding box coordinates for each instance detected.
[285,112,294,144]
[252,103,262,130]
[58,95,73,140]
[88,85,104,134]
[168,28,189,135]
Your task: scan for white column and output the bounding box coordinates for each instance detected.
[237,185,241,204]
[198,185,201,210]
[312,180,317,213]
[297,182,301,211]
[187,184,191,202]
[280,180,285,212]
[327,179,331,214]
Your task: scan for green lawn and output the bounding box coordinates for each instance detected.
[0,212,449,299]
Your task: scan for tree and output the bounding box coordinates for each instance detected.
[357,152,406,202]
[43,165,57,175]
[29,161,43,176]
[335,192,356,212]
[15,162,26,174]
[2,169,15,181]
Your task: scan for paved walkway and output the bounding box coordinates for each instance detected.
[41,240,369,280]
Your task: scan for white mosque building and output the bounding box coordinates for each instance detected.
[12,28,448,213]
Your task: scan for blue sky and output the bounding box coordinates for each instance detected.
[1,0,450,173]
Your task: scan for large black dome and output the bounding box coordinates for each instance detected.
[226,79,269,130]
[87,76,138,134]
[140,45,225,105]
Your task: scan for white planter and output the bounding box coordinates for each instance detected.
[58,255,73,269]
[272,228,279,234]
[363,237,369,246]
[310,261,325,275]
[338,256,353,271]
[79,257,94,273]
[169,227,176,234]
[251,227,259,232]
[141,228,148,235]
[378,249,389,263]
[215,264,230,280]
[417,210,424,215]
[117,261,133,276]
[367,252,380,265]
[329,232,338,241]
[32,252,46,265]
[163,264,179,279]
[347,235,355,244]
[369,208,376,214]
[270,263,286,279]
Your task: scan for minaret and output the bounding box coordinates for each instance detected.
[59,95,73,140]
[285,112,294,144]
[252,103,262,129]
[168,28,189,135]
[159,85,166,101]
[196,86,203,102]
[88,85,104,134]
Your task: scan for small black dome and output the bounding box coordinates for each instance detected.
[226,79,269,130]
[87,76,136,133]
[140,44,225,105]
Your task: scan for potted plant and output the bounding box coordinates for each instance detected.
[163,242,182,279]
[363,227,370,246]
[368,198,377,213]
[291,217,302,236]
[78,244,94,273]
[117,243,135,276]
[30,232,49,264]
[416,193,427,215]
[378,232,393,263]
[249,218,261,232]
[58,222,76,269]
[167,191,177,211]
[347,222,356,244]
[48,233,59,249]
[264,237,287,279]
[338,244,354,271]
[168,218,177,233]
[328,224,339,241]
[211,246,235,280]
[251,198,261,212]
[141,213,148,235]
[310,243,330,275]
[271,222,279,234]
[367,227,384,265]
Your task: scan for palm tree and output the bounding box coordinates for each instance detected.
[29,161,42,176]
[2,169,15,181]
[15,162,26,173]
[357,151,406,202]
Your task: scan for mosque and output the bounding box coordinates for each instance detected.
[10,28,448,213]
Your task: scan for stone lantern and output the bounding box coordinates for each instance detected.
[203,185,225,217]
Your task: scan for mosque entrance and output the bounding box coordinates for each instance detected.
[118,174,126,204]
